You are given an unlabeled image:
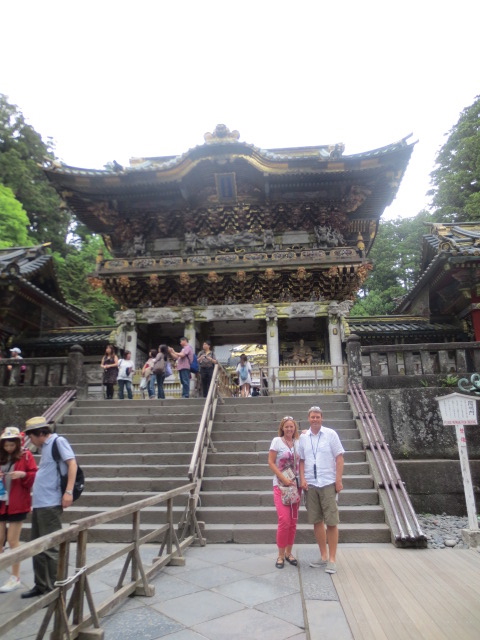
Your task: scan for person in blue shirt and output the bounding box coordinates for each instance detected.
[20,417,78,598]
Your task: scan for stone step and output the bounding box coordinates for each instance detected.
[22,522,391,544]
[74,488,379,508]
[63,414,203,425]
[78,464,188,477]
[196,505,386,525]
[65,429,360,444]
[73,477,189,492]
[81,474,373,493]
[202,461,370,477]
[214,409,354,422]
[217,394,348,406]
[56,504,386,526]
[211,428,360,441]
[70,439,362,454]
[67,432,198,445]
[201,474,375,491]
[75,399,206,409]
[58,423,201,434]
[214,402,352,415]
[198,489,379,507]
[68,407,205,417]
[202,523,391,545]
[72,449,365,467]
[207,419,358,430]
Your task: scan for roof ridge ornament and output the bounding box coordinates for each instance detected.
[204,124,240,144]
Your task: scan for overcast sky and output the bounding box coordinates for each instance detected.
[2,1,479,220]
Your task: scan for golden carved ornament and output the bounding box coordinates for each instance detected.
[207,271,219,284]
[118,276,131,288]
[204,124,240,144]
[264,268,276,280]
[179,272,191,285]
[236,270,247,282]
[149,274,159,285]
[356,233,365,251]
[356,263,373,284]
[296,266,311,281]
[327,266,340,278]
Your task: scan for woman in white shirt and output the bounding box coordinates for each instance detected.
[268,416,301,569]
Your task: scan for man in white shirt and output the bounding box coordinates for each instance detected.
[299,405,344,574]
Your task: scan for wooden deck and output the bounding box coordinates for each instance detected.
[333,547,480,640]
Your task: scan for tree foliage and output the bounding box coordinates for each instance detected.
[0,184,32,248]
[0,95,118,324]
[52,235,117,325]
[351,211,432,316]
[0,94,71,252]
[429,95,480,222]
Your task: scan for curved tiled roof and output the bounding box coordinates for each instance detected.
[348,317,461,335]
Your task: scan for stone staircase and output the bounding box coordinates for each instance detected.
[199,395,390,543]
[26,399,206,542]
[24,395,390,544]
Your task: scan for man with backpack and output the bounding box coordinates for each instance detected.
[168,337,193,398]
[21,417,78,598]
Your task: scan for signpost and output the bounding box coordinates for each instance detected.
[436,393,479,531]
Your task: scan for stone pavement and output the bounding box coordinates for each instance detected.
[0,542,354,640]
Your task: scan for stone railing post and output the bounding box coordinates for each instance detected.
[346,334,362,384]
[67,344,87,399]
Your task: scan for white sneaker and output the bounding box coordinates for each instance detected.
[309,558,328,568]
[0,576,21,592]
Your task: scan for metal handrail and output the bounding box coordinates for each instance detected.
[349,381,427,546]
[179,365,228,541]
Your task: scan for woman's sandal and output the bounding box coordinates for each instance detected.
[285,554,298,566]
[275,557,285,569]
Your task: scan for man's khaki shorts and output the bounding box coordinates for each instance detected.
[305,483,339,526]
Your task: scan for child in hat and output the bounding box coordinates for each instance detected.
[0,427,38,592]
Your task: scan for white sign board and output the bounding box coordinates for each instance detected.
[436,392,478,425]
[436,392,479,531]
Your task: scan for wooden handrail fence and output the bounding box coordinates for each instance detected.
[0,363,237,638]
[0,484,195,639]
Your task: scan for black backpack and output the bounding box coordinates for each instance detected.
[52,436,85,501]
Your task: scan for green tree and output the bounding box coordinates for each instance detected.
[0,184,32,248]
[52,235,118,325]
[0,94,71,252]
[351,211,432,315]
[429,95,480,222]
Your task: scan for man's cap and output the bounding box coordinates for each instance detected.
[10,347,21,354]
[24,416,52,433]
[0,427,22,440]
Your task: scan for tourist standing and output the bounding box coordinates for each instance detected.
[101,344,119,400]
[197,340,217,398]
[21,417,78,598]
[299,405,344,574]
[117,351,135,399]
[168,337,193,398]
[268,417,301,569]
[7,347,24,386]
[236,353,252,397]
[0,427,37,592]
[153,344,169,400]
[142,349,157,399]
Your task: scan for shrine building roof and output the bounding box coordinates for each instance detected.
[44,125,415,234]
[0,245,90,325]
[393,222,480,316]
